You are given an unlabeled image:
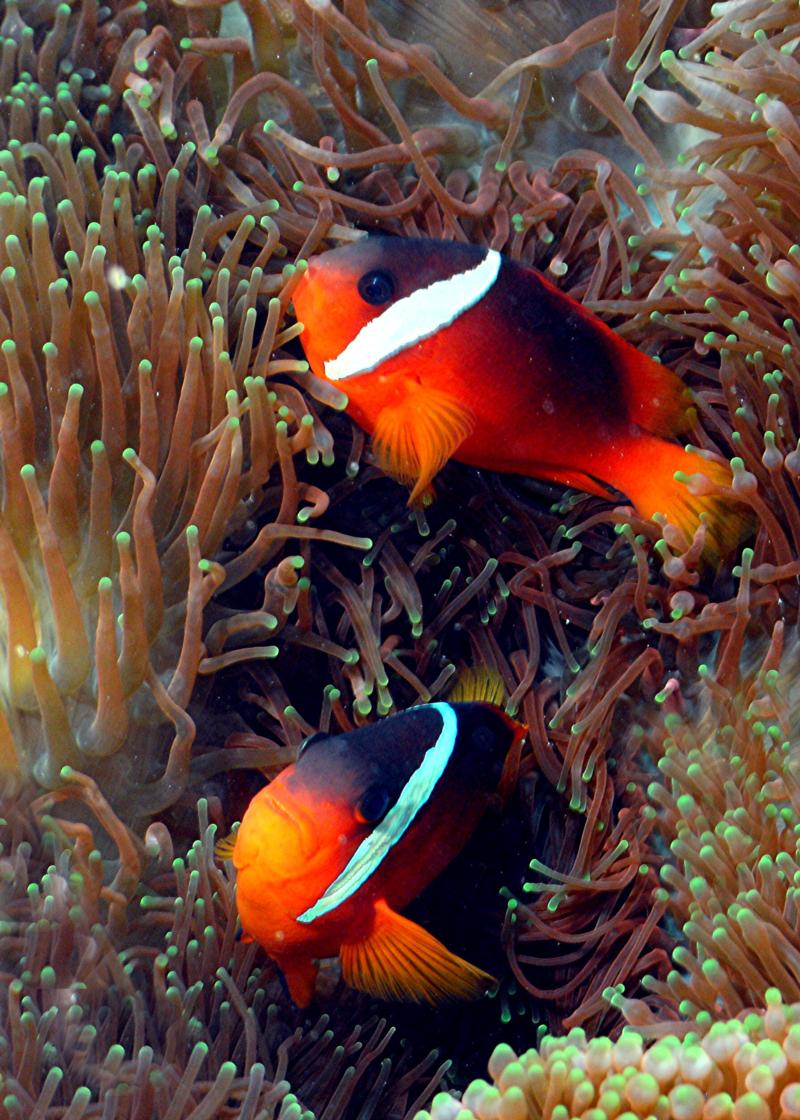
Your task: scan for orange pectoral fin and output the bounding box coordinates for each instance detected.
[340,900,495,1004]
[372,381,474,504]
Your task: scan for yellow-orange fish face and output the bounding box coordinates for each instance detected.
[232,770,367,955]
[293,236,499,386]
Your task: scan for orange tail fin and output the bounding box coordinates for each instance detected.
[611,435,748,558]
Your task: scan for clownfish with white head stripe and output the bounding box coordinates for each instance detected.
[293,236,746,557]
[218,676,525,1007]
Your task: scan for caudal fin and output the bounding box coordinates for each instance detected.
[614,436,748,558]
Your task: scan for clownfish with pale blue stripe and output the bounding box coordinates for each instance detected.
[218,676,525,1006]
[293,236,748,557]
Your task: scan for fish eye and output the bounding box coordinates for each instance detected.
[355,784,392,824]
[297,730,328,758]
[357,269,395,306]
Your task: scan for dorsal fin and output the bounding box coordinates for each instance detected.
[615,345,693,437]
[535,268,693,438]
[576,299,691,436]
[448,667,506,707]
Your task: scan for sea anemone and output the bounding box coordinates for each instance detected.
[419,991,800,1120]
[0,0,370,815]
[0,796,447,1117]
[620,608,800,1029]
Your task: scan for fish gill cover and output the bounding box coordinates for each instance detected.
[0,0,800,1116]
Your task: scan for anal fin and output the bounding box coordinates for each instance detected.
[340,899,494,1004]
[372,382,474,504]
[534,463,617,501]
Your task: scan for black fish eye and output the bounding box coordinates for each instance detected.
[355,784,392,824]
[357,269,395,306]
[298,730,328,758]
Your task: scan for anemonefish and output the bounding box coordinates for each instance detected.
[218,683,525,1007]
[293,236,743,555]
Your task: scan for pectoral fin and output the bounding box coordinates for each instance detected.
[340,899,494,1004]
[372,382,474,504]
[214,829,238,860]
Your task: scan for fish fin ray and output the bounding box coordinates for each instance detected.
[448,669,527,803]
[340,899,494,1004]
[497,729,525,804]
[448,667,507,707]
[372,382,474,503]
[619,352,693,437]
[614,437,750,559]
[214,829,238,860]
[535,268,692,437]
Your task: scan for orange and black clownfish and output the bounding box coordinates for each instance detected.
[217,690,525,1007]
[293,236,744,555]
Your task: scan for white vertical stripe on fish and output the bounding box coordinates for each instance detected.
[324,250,501,381]
[296,702,458,923]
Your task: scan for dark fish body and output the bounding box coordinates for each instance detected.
[294,236,741,553]
[229,698,524,1006]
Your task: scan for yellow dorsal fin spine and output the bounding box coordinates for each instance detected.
[448,666,507,707]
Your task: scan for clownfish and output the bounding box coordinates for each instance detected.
[293,236,743,555]
[218,680,525,1007]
